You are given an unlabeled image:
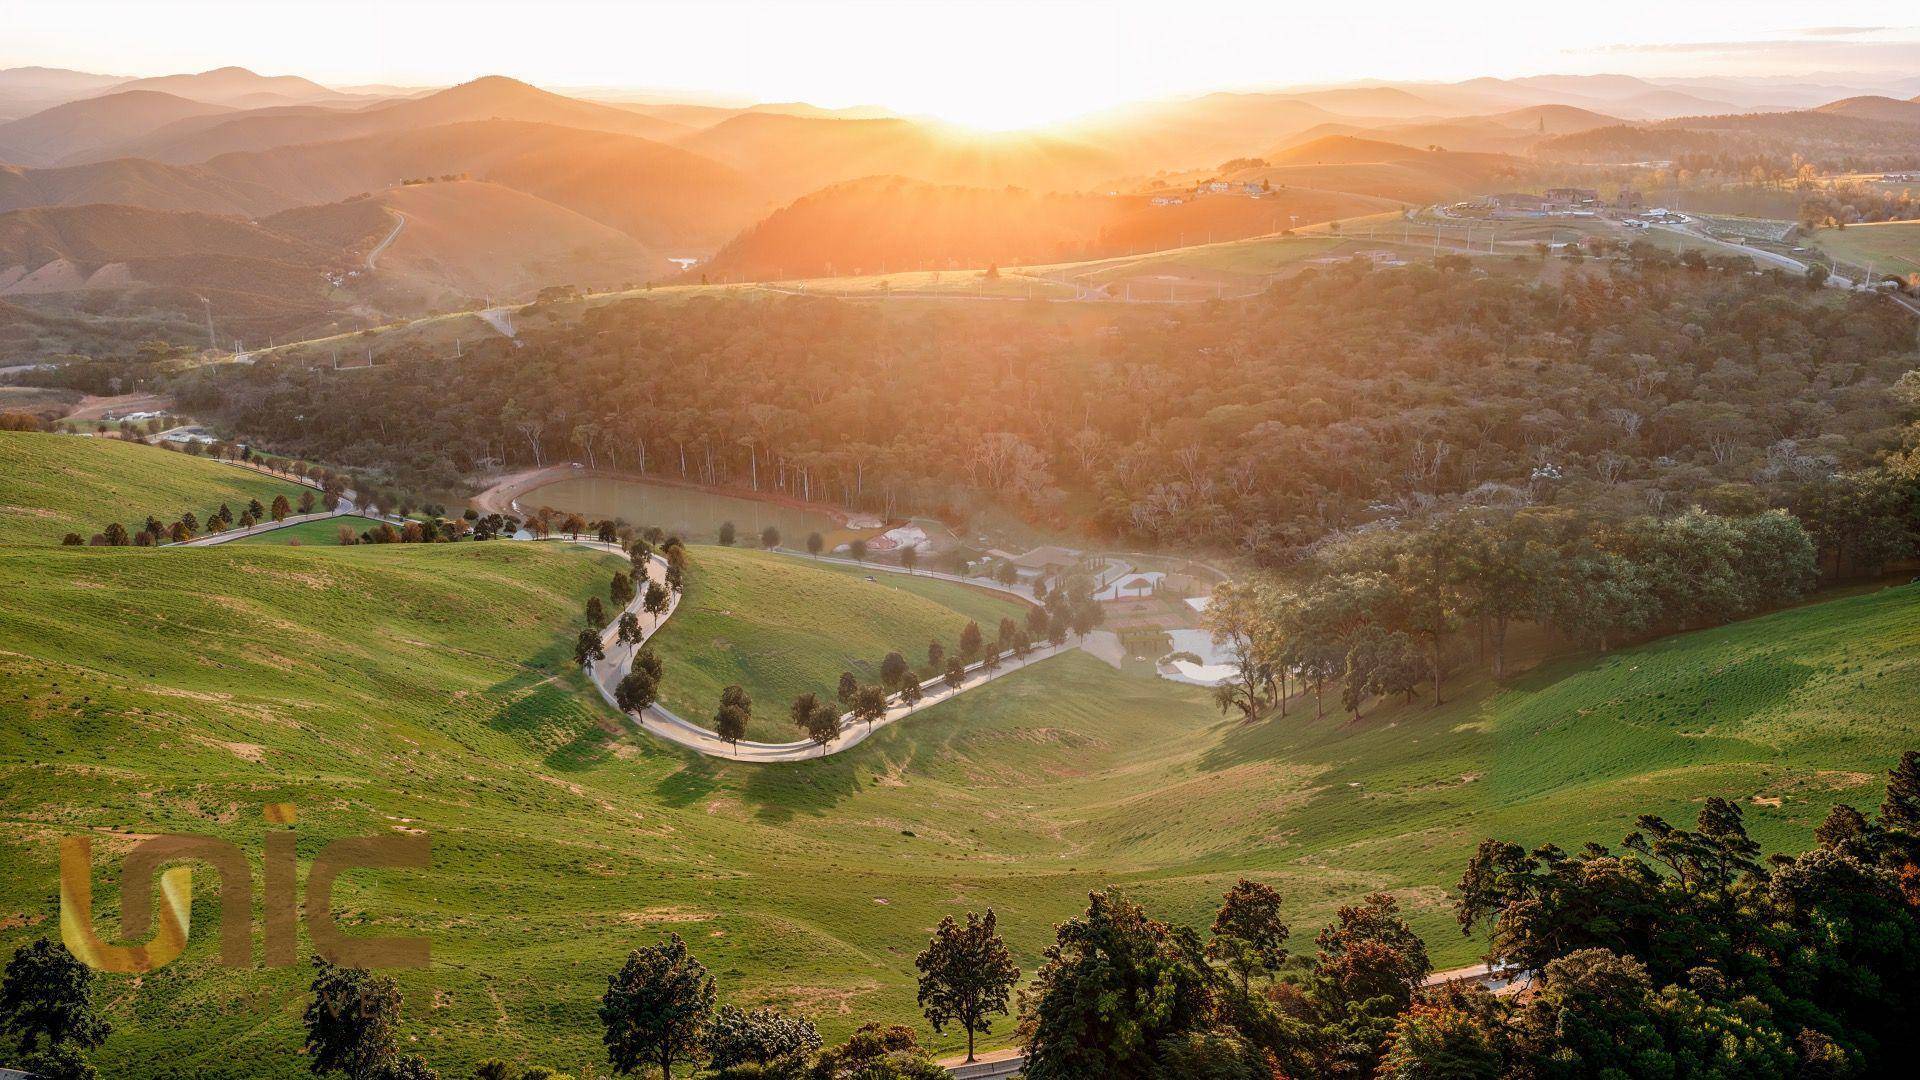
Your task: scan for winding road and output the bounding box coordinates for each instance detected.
[559,537,1075,761]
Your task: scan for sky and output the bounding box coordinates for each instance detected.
[6,0,1920,128]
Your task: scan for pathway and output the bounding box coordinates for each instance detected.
[557,537,1076,761]
[365,210,406,271]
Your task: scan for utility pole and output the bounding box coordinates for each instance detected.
[203,298,217,350]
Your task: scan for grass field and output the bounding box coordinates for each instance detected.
[0,431,311,545]
[4,443,1919,1077]
[231,515,387,546]
[1807,220,1920,278]
[645,546,1027,740]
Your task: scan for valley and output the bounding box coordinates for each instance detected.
[7,25,1920,1080]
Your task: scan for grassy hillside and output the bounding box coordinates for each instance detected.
[1808,219,1920,277]
[0,431,309,543]
[647,546,1026,740]
[231,514,385,545]
[3,433,1918,1076]
[0,524,1915,1075]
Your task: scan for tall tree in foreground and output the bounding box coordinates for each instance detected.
[915,910,1020,1063]
[303,959,410,1080]
[0,938,109,1077]
[1208,879,1290,994]
[1017,890,1214,1080]
[600,934,714,1080]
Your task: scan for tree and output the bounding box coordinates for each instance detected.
[718,521,736,546]
[760,525,780,549]
[643,581,670,619]
[562,513,587,538]
[303,959,401,1080]
[299,490,317,514]
[102,522,129,547]
[703,1005,821,1070]
[575,629,606,671]
[611,571,637,609]
[915,910,1019,1063]
[615,669,659,712]
[849,538,868,562]
[879,651,911,690]
[898,679,924,708]
[926,639,945,670]
[792,692,841,749]
[0,938,108,1056]
[899,545,918,574]
[248,498,266,519]
[599,934,715,1079]
[943,659,966,693]
[586,596,607,627]
[806,532,824,555]
[617,612,643,646]
[598,520,619,545]
[633,645,663,683]
[1208,879,1290,993]
[713,686,751,751]
[836,671,859,704]
[852,684,888,729]
[1017,890,1214,1080]
[271,494,292,522]
[958,621,984,662]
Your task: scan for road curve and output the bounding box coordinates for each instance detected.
[552,537,1075,761]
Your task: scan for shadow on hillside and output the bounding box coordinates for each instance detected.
[732,753,869,823]
[653,757,722,807]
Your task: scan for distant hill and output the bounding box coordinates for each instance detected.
[676,112,1124,202]
[1814,95,1920,124]
[1070,92,1342,173]
[95,66,346,107]
[696,174,1392,281]
[0,203,322,276]
[1269,135,1427,164]
[0,158,286,217]
[1273,106,1624,156]
[0,91,233,167]
[111,76,693,164]
[199,119,765,251]
[361,180,664,301]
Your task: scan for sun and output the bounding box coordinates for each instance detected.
[890,82,1121,133]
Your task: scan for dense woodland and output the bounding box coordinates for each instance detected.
[188,250,1919,568]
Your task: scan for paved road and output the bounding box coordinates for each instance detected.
[366,210,405,271]
[562,538,1075,761]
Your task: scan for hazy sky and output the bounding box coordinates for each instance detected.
[6,0,1920,127]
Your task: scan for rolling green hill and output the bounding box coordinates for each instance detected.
[647,545,1027,740]
[2,436,1918,1077]
[0,431,309,544]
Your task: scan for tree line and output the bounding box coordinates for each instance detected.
[1204,505,1831,721]
[181,253,1917,573]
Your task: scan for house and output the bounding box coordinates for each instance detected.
[1613,188,1645,210]
[1203,181,1231,194]
[1150,195,1185,206]
[1007,545,1086,584]
[1488,192,1547,215]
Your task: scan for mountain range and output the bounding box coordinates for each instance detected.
[1,63,1917,356]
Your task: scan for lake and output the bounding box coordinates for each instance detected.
[518,476,871,548]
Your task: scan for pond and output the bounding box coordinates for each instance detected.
[517,476,872,548]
